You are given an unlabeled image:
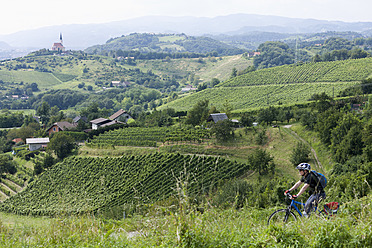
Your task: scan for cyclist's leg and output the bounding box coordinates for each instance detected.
[305,193,326,216]
[305,194,317,215]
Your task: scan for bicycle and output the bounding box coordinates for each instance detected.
[267,193,330,225]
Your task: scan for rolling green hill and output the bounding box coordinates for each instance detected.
[161,58,372,112]
[0,53,251,93]
[85,33,245,56]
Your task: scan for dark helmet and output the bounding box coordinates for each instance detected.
[296,163,311,171]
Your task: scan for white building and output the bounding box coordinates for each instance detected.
[26,138,50,151]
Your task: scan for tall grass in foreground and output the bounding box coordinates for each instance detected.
[0,194,371,247]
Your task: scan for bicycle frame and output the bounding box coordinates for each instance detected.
[287,193,323,217]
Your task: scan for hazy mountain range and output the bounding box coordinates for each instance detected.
[1,13,372,56]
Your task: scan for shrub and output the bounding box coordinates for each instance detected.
[290,142,311,166]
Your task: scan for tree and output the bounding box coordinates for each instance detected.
[315,109,343,145]
[22,114,38,127]
[311,92,333,113]
[312,54,322,62]
[330,113,362,163]
[254,41,294,69]
[248,149,275,175]
[222,99,233,118]
[257,106,277,125]
[300,111,317,131]
[36,101,51,125]
[211,119,234,143]
[48,132,76,160]
[0,154,16,174]
[255,129,268,145]
[185,100,210,126]
[240,113,254,127]
[231,68,238,78]
[211,78,220,87]
[290,142,311,166]
[30,82,39,92]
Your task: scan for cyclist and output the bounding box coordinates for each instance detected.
[284,163,326,217]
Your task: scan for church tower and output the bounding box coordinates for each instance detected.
[59,33,63,45]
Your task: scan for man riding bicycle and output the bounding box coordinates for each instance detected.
[284,163,326,217]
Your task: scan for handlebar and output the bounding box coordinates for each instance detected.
[285,192,297,200]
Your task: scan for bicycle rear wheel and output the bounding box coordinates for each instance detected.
[267,209,297,225]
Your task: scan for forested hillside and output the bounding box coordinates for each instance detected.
[85,33,245,56]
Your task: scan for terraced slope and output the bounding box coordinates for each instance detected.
[0,174,26,202]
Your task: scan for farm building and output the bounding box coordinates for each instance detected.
[73,115,88,123]
[90,118,123,130]
[207,113,228,123]
[109,109,133,123]
[26,138,50,151]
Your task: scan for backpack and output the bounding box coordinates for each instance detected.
[311,170,327,189]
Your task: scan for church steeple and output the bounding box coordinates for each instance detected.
[59,33,63,45]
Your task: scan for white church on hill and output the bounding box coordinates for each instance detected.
[51,33,65,52]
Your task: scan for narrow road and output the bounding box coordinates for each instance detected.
[282,125,323,171]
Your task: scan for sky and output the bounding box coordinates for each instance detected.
[2,0,372,35]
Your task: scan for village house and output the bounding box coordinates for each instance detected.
[12,138,23,144]
[247,52,261,57]
[46,122,77,136]
[111,81,130,87]
[26,137,50,151]
[109,109,133,123]
[181,84,197,92]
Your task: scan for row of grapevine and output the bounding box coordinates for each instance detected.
[220,58,372,87]
[0,153,250,216]
[88,126,211,147]
[162,82,357,112]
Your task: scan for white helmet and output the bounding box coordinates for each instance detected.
[296,163,311,171]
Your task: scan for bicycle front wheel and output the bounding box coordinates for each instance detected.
[267,209,297,225]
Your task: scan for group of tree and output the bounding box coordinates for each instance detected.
[0,109,24,128]
[85,33,245,56]
[312,48,370,62]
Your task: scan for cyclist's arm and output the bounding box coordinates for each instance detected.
[296,183,310,197]
[288,180,302,191]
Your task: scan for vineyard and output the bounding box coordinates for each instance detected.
[0,173,29,202]
[162,82,357,112]
[0,70,62,90]
[220,58,372,87]
[87,126,211,147]
[0,153,250,216]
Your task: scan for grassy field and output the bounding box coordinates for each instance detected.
[135,54,252,82]
[0,193,370,247]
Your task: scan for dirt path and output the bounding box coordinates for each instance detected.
[282,126,323,171]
